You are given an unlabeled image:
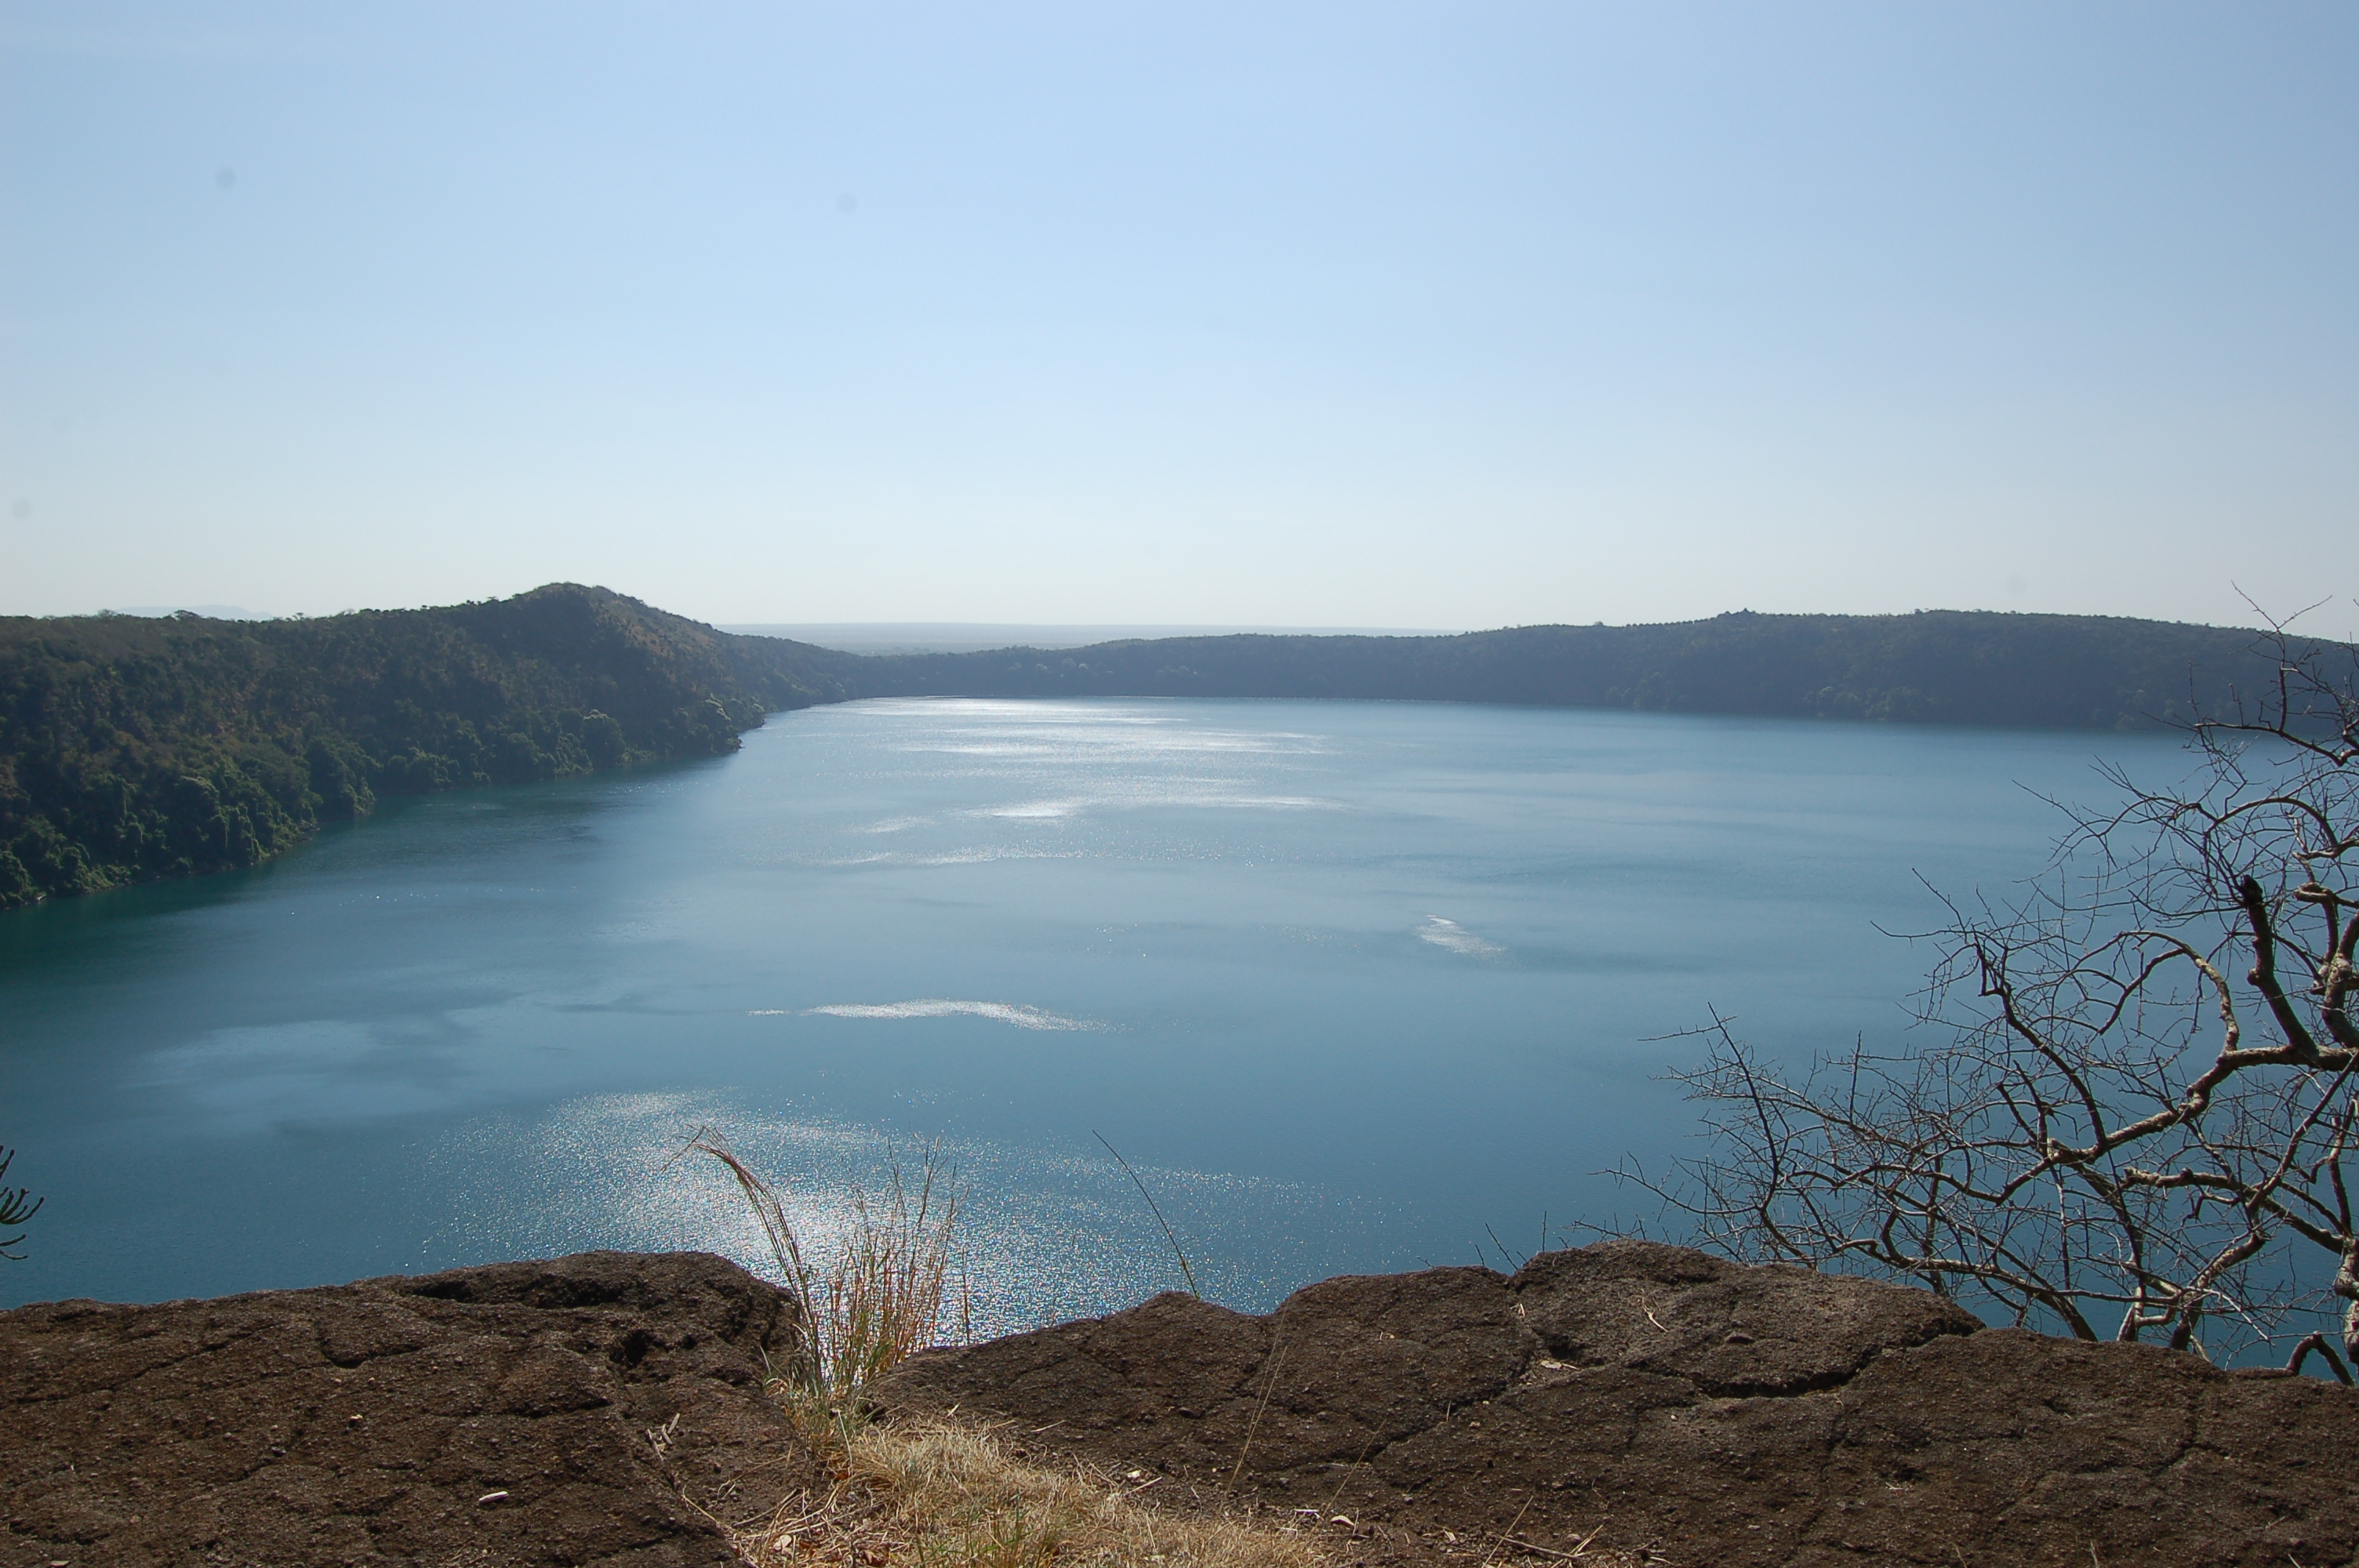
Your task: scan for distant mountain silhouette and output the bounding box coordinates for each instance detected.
[825,608,2289,731]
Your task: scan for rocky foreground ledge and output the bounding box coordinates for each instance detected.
[1,1253,823,1567]
[6,1243,2358,1567]
[878,1243,2359,1565]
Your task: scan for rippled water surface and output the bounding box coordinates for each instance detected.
[1,699,2192,1328]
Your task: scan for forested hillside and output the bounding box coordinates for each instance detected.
[839,610,2295,731]
[0,585,851,908]
[2,586,2328,910]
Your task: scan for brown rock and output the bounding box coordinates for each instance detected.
[1514,1237,1983,1395]
[15,1241,2359,1566]
[0,1250,819,1567]
[875,1240,2359,1566]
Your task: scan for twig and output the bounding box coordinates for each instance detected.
[1481,1497,1538,1568]
[1500,1530,1606,1563]
[2285,1331,2354,1385]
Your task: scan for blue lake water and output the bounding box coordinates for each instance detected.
[0,698,2195,1333]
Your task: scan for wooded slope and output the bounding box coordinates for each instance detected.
[0,584,849,907]
[838,609,2288,730]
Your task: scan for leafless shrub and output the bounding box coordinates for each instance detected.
[1639,618,2359,1372]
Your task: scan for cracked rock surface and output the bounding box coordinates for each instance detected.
[874,1240,2359,1566]
[0,1251,819,1567]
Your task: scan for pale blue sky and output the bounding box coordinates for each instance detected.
[2,3,2353,633]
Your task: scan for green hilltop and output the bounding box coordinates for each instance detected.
[0,585,851,908]
[0,583,2324,908]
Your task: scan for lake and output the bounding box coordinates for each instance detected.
[0,698,2194,1333]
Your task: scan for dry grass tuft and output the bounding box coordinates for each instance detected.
[682,1127,965,1423]
[746,1417,1329,1568]
[678,1135,1321,1566]
[823,1167,965,1395]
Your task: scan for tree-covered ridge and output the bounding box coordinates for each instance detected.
[838,609,2299,731]
[0,584,850,908]
[2,588,2332,911]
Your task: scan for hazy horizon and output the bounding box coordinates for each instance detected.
[4,3,2353,637]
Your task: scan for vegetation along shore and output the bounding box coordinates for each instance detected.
[0,580,2321,909]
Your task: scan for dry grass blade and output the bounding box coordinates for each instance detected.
[678,1127,818,1309]
[1227,1338,1289,1493]
[1094,1131,1199,1298]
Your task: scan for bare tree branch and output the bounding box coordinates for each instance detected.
[1624,622,2359,1370]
